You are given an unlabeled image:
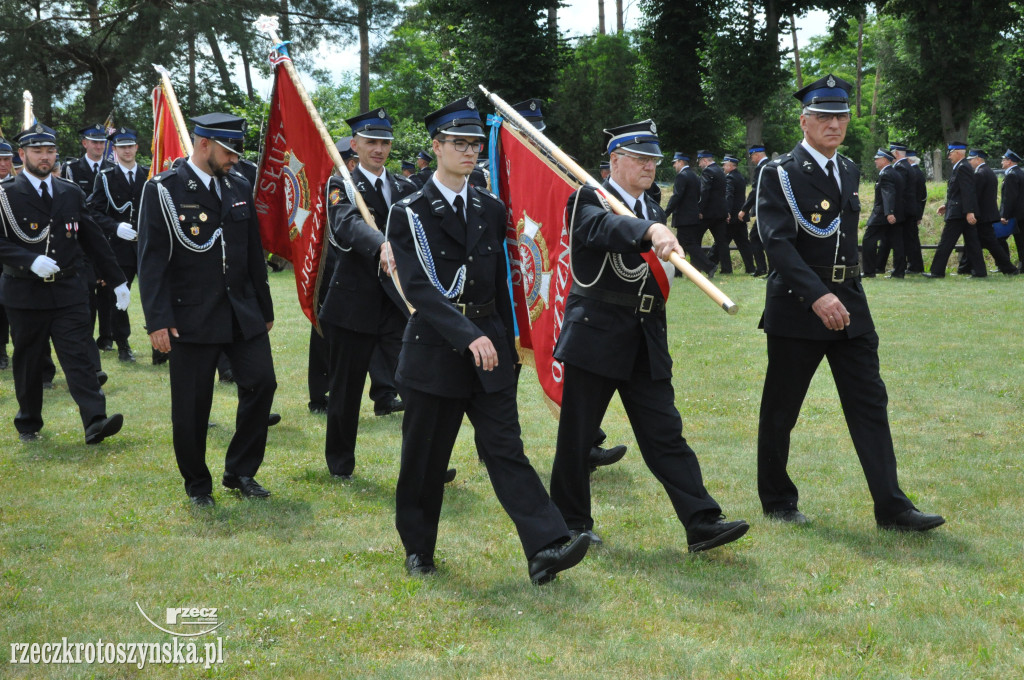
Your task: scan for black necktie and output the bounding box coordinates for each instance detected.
[634,197,644,219]
[40,181,52,211]
[826,159,838,191]
[128,170,134,185]
[453,195,467,229]
[374,178,386,208]
[209,178,220,204]
[92,163,98,174]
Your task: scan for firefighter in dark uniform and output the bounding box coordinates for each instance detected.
[861,148,904,278]
[87,127,148,362]
[137,113,276,508]
[0,124,128,444]
[904,150,928,272]
[319,108,417,479]
[756,74,944,531]
[999,149,1024,267]
[738,144,770,276]
[666,152,711,275]
[400,159,416,181]
[958,149,1017,275]
[723,154,756,274]
[697,150,731,273]
[410,150,433,189]
[0,137,13,368]
[548,120,748,552]
[388,97,590,584]
[924,142,985,277]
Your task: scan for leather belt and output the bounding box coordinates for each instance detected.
[810,264,861,283]
[3,265,77,283]
[453,299,495,319]
[570,284,665,314]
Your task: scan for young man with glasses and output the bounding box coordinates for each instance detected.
[755,74,944,532]
[548,119,750,554]
[386,97,590,584]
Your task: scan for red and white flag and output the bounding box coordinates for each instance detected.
[253,53,333,329]
[149,86,187,178]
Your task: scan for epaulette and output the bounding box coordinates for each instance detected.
[1,175,14,185]
[99,167,114,174]
[776,152,795,166]
[469,184,500,203]
[396,189,424,207]
[53,175,77,187]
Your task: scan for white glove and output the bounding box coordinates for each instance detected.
[116,222,137,241]
[30,255,60,278]
[114,283,131,311]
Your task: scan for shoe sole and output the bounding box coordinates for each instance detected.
[589,445,627,471]
[531,534,591,585]
[86,414,123,445]
[688,522,750,553]
[878,517,946,532]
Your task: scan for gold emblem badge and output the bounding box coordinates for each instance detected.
[191,225,200,236]
[811,213,822,224]
[30,223,38,230]
[821,199,831,210]
[199,212,208,222]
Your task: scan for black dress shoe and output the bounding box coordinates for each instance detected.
[19,432,39,443]
[96,338,113,351]
[921,273,944,279]
[152,349,169,365]
[331,473,352,481]
[374,397,405,416]
[686,515,750,552]
[405,553,437,575]
[0,353,8,370]
[589,444,627,472]
[222,474,271,497]
[268,413,281,427]
[877,508,945,532]
[85,414,124,445]
[190,494,215,508]
[752,269,767,277]
[765,508,809,525]
[569,528,603,545]
[308,402,328,415]
[528,533,590,585]
[444,467,457,483]
[96,371,108,387]
[118,348,136,363]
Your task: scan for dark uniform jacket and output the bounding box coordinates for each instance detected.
[387,179,515,399]
[891,158,915,222]
[137,162,273,344]
[910,163,927,220]
[664,166,700,227]
[61,156,113,196]
[945,160,978,221]
[866,164,903,227]
[88,164,148,268]
[553,181,670,382]
[740,158,770,220]
[725,169,747,221]
[698,162,727,220]
[0,173,125,310]
[319,168,417,333]
[1001,164,1024,223]
[973,163,1000,224]
[410,167,432,190]
[757,143,872,341]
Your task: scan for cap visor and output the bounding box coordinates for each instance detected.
[355,130,395,140]
[804,102,850,113]
[618,142,662,157]
[213,138,244,154]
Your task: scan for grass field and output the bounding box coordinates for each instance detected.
[2,200,1023,678]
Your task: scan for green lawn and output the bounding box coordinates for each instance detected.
[2,264,1022,678]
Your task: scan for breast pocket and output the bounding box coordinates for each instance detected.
[230,204,250,221]
[847,195,861,212]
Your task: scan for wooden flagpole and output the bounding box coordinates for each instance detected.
[22,91,33,130]
[479,85,738,316]
[152,65,194,156]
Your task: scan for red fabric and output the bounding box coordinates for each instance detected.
[253,58,333,328]
[148,86,187,178]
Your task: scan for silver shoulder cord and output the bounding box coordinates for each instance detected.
[568,187,648,289]
[152,181,227,273]
[100,172,134,222]
[325,179,352,252]
[0,184,49,243]
[405,204,466,299]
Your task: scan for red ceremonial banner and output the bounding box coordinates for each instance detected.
[253,56,333,329]
[497,126,577,408]
[149,86,187,178]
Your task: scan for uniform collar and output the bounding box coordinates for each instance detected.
[117,161,138,179]
[431,174,468,214]
[23,171,53,197]
[800,139,839,174]
[186,157,215,189]
[608,176,646,219]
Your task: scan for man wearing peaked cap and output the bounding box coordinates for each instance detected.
[665,152,702,275]
[0,137,14,180]
[409,149,433,189]
[861,148,904,278]
[924,141,985,277]
[873,142,915,277]
[755,74,945,532]
[400,159,415,178]
[317,107,419,481]
[999,149,1024,268]
[599,160,610,180]
[738,144,770,275]
[137,112,276,508]
[87,126,149,364]
[959,148,1018,275]
[512,99,546,131]
[695,149,730,275]
[722,154,756,274]
[0,123,129,445]
[0,139,11,367]
[549,118,750,555]
[386,96,591,584]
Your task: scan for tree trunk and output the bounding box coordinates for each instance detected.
[548,2,557,49]
[790,12,802,89]
[205,29,236,99]
[937,94,970,144]
[855,16,864,117]
[358,0,370,111]
[280,0,291,42]
[745,113,764,149]
[869,63,880,134]
[616,0,623,34]
[188,34,196,114]
[598,0,605,35]
[240,44,255,100]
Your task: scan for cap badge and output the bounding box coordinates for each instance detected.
[378,110,386,118]
[467,98,475,109]
[827,75,836,87]
[120,127,126,134]
[529,102,537,111]
[650,122,657,133]
[34,125,42,133]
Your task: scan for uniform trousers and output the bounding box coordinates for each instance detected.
[7,300,106,433]
[702,217,732,272]
[958,222,1017,274]
[862,223,904,276]
[902,220,924,272]
[930,218,986,276]
[757,331,914,521]
[550,346,721,533]
[725,220,756,273]
[677,223,717,274]
[100,267,136,349]
[749,222,768,273]
[168,332,276,496]
[323,321,401,476]
[307,324,330,409]
[395,383,568,560]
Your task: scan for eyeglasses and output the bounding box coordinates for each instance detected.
[440,139,483,153]
[810,112,851,123]
[615,152,662,167]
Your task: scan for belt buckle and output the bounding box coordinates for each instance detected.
[831,265,845,283]
[43,273,55,283]
[454,302,466,315]
[639,294,654,313]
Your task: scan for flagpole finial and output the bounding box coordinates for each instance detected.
[153,64,170,76]
[255,15,280,37]
[22,90,32,104]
